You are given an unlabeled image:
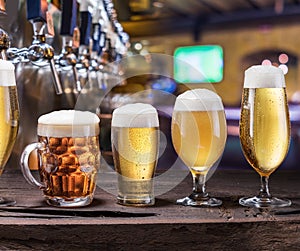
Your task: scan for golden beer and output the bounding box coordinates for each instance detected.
[21,110,100,207]
[0,85,19,173]
[112,127,159,179]
[0,60,19,206]
[239,65,291,208]
[240,88,290,176]
[171,89,227,207]
[38,135,100,199]
[111,103,159,206]
[172,110,227,175]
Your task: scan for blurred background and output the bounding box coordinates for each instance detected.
[112,0,300,170]
[3,0,300,171]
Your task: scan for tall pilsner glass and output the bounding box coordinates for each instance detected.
[171,89,227,207]
[239,65,291,208]
[0,60,19,206]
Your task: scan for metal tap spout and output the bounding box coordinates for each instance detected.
[28,20,63,95]
[58,36,81,92]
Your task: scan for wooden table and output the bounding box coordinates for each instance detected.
[0,166,300,250]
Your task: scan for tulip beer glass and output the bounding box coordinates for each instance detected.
[20,110,100,207]
[111,103,159,206]
[0,60,19,206]
[171,89,227,207]
[239,65,291,208]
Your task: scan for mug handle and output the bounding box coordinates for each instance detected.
[20,142,46,189]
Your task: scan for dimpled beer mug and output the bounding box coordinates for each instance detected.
[111,103,159,206]
[239,65,291,208]
[171,89,227,207]
[20,110,100,207]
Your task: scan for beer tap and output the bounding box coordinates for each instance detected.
[90,0,104,89]
[90,0,102,72]
[76,0,93,76]
[7,0,63,95]
[26,0,63,95]
[93,0,128,89]
[57,0,81,92]
[100,0,127,66]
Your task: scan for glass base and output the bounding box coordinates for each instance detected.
[176,196,222,207]
[45,195,93,207]
[117,195,155,207]
[117,176,154,207]
[239,196,291,209]
[0,197,16,206]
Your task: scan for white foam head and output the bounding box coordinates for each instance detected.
[112,103,159,128]
[244,65,285,88]
[38,110,100,137]
[0,60,16,86]
[174,89,224,111]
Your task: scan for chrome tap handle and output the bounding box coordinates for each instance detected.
[28,41,54,66]
[59,45,81,92]
[73,66,81,92]
[28,40,63,95]
[50,58,63,94]
[6,47,30,63]
[28,39,63,95]
[26,0,63,95]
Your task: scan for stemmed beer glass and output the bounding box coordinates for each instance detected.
[0,60,19,206]
[239,65,291,208]
[171,89,227,207]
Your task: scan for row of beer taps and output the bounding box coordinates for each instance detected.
[0,0,129,95]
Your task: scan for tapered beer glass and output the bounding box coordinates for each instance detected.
[239,65,291,208]
[0,60,19,206]
[171,89,227,207]
[111,103,159,206]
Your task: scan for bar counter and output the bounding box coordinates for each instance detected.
[0,167,300,250]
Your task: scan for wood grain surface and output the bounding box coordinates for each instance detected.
[0,166,299,250]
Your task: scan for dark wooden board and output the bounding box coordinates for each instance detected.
[0,167,299,250]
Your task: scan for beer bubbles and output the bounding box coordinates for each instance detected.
[20,110,100,207]
[239,65,291,208]
[0,59,19,206]
[111,103,159,206]
[0,60,19,170]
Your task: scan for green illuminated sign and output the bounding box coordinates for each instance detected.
[174,45,223,83]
